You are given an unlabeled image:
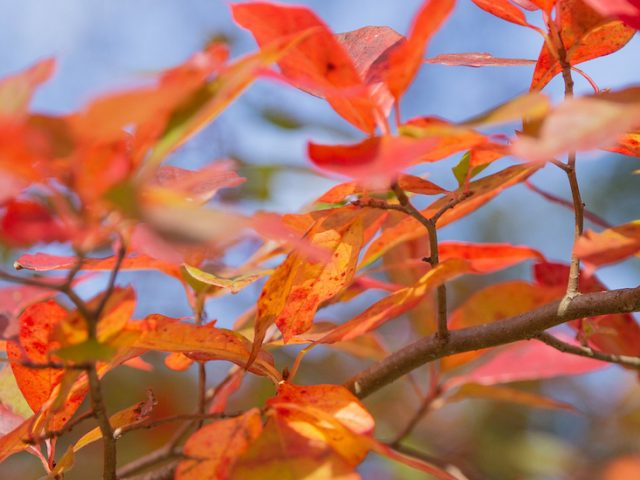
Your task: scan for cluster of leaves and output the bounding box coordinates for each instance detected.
[0,0,639,479]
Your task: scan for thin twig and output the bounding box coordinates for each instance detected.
[25,409,96,444]
[391,366,442,445]
[525,181,611,229]
[115,412,241,437]
[535,332,640,369]
[194,294,207,430]
[93,239,127,322]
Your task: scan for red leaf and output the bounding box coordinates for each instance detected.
[308,135,438,182]
[425,52,536,67]
[0,200,69,247]
[447,336,606,387]
[584,0,640,30]
[232,2,378,134]
[382,0,455,101]
[7,301,67,413]
[336,26,404,118]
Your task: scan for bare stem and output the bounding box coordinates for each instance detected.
[535,332,640,368]
[88,366,116,480]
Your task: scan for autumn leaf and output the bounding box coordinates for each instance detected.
[183,264,272,294]
[336,26,404,118]
[6,301,68,413]
[148,29,316,166]
[232,2,379,134]
[319,259,470,344]
[584,0,640,29]
[574,221,640,271]
[446,335,607,388]
[308,135,439,182]
[177,409,263,480]
[132,314,280,381]
[381,0,455,102]
[531,0,635,90]
[445,383,577,412]
[608,131,640,157]
[253,210,364,359]
[0,58,55,117]
[0,199,69,247]
[425,52,536,67]
[512,88,640,162]
[442,281,561,370]
[470,0,531,27]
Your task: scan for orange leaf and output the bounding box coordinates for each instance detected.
[0,58,55,117]
[531,0,635,90]
[232,2,378,134]
[470,0,530,26]
[318,259,470,344]
[439,242,545,273]
[608,130,640,157]
[512,90,640,162]
[132,315,280,381]
[7,301,68,413]
[229,413,359,479]
[254,211,364,356]
[177,409,263,480]
[574,221,640,271]
[382,0,456,101]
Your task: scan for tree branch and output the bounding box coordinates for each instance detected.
[535,332,640,369]
[344,286,640,399]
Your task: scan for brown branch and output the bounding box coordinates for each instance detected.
[88,366,116,479]
[344,286,640,399]
[535,332,640,369]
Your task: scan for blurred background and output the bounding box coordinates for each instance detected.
[0,0,639,478]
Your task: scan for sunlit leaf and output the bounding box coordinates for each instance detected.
[177,408,263,480]
[253,210,364,359]
[574,221,640,271]
[531,0,635,90]
[381,0,456,101]
[232,2,378,134]
[132,314,280,381]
